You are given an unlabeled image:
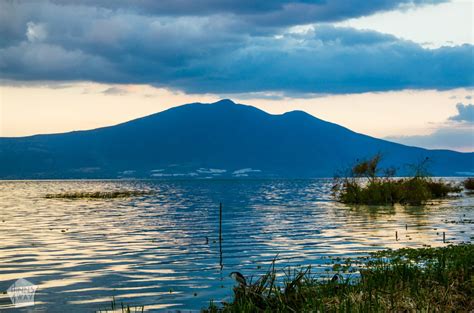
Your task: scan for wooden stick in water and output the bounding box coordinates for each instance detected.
[219,202,223,270]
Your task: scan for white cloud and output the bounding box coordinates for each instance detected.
[338,0,473,48]
[26,22,47,42]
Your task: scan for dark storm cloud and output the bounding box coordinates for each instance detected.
[48,0,446,25]
[0,0,472,94]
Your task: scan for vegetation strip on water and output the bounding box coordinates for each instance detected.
[205,243,474,312]
[332,154,468,205]
[45,190,152,199]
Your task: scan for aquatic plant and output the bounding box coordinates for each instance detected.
[45,190,151,199]
[96,296,145,313]
[205,244,474,312]
[463,178,474,191]
[332,155,461,205]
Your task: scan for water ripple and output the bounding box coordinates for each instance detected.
[0,179,472,312]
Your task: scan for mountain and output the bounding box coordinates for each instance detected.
[0,99,473,179]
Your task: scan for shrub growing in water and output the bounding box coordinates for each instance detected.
[333,155,461,205]
[463,178,474,191]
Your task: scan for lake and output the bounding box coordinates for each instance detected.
[0,179,472,312]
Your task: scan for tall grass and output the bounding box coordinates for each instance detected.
[205,244,474,312]
[332,155,461,205]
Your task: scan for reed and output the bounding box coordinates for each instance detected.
[96,296,145,313]
[205,244,474,312]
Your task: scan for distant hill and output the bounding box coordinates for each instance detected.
[0,99,472,179]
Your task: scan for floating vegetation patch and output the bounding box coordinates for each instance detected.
[444,218,474,224]
[206,244,474,312]
[45,190,152,199]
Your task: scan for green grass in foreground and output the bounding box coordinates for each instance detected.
[45,190,151,199]
[205,244,474,312]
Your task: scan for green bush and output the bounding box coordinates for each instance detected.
[426,179,462,197]
[398,177,430,205]
[463,178,474,191]
[333,155,461,205]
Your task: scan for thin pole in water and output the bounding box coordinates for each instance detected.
[219,202,223,270]
[443,232,446,243]
[395,231,398,241]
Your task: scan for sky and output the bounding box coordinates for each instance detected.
[0,0,473,151]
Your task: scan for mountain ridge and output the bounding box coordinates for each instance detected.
[0,99,472,179]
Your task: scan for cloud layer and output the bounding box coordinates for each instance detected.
[389,103,474,151]
[1,0,472,94]
[449,103,474,123]
[49,0,447,25]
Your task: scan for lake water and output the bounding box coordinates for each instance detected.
[0,179,472,312]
